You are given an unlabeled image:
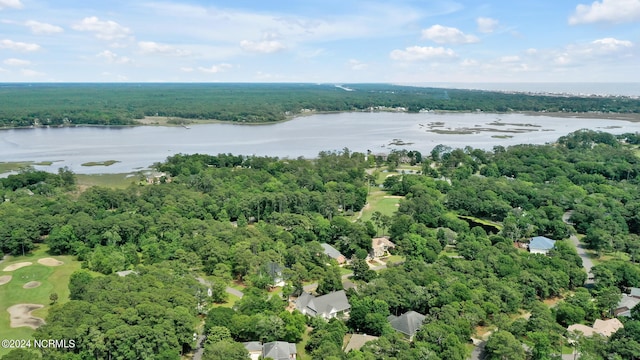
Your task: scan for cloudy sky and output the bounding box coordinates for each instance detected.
[0,0,639,82]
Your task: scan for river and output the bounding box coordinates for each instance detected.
[1,112,638,174]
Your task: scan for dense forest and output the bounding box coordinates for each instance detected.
[1,83,639,127]
[3,130,640,359]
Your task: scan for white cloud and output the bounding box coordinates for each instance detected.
[421,25,479,44]
[3,58,30,66]
[477,17,499,33]
[390,46,456,61]
[21,69,44,77]
[570,0,640,24]
[461,59,478,67]
[591,37,633,52]
[25,20,63,34]
[240,39,286,53]
[0,39,40,52]
[138,41,189,56]
[348,59,368,70]
[198,63,232,73]
[73,16,131,41]
[0,0,22,10]
[180,67,194,72]
[96,50,132,64]
[500,55,521,63]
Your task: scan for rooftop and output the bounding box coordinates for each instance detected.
[529,236,556,250]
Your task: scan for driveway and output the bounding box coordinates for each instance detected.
[195,276,244,299]
[563,211,594,285]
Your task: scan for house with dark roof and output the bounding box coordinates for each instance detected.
[242,341,297,360]
[295,290,351,320]
[321,243,346,264]
[387,311,426,341]
[528,236,556,255]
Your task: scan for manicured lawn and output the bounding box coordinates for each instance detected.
[353,189,402,225]
[0,247,81,357]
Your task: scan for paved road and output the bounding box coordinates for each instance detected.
[563,211,594,285]
[192,335,205,360]
[569,234,595,285]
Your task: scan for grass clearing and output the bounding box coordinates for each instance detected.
[0,246,81,357]
[213,292,240,309]
[75,173,137,189]
[354,189,402,224]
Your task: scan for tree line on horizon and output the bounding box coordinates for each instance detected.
[1,83,639,128]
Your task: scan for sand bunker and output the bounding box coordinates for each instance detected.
[0,275,11,285]
[37,258,63,266]
[2,262,32,271]
[22,281,41,289]
[7,304,46,329]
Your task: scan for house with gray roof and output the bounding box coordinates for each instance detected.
[629,287,640,298]
[263,341,297,360]
[387,311,426,341]
[295,290,351,320]
[615,294,640,317]
[243,341,297,360]
[321,243,346,264]
[265,262,285,287]
[528,236,556,255]
[243,341,263,360]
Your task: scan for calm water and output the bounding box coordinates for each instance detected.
[1,112,639,174]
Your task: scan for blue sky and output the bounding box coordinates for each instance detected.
[0,0,639,82]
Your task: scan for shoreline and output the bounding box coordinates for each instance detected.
[1,110,640,131]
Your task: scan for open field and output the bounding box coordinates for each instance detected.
[0,246,81,357]
[75,173,138,189]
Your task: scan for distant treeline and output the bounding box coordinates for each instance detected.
[0,83,639,127]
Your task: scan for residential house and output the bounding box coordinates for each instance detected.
[243,341,263,360]
[629,287,640,298]
[295,290,351,320]
[321,243,346,264]
[567,318,624,338]
[387,311,426,341]
[593,319,624,337]
[528,236,556,255]
[614,294,640,317]
[370,237,396,258]
[243,341,297,360]
[266,262,285,287]
[343,334,379,353]
[263,341,297,360]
